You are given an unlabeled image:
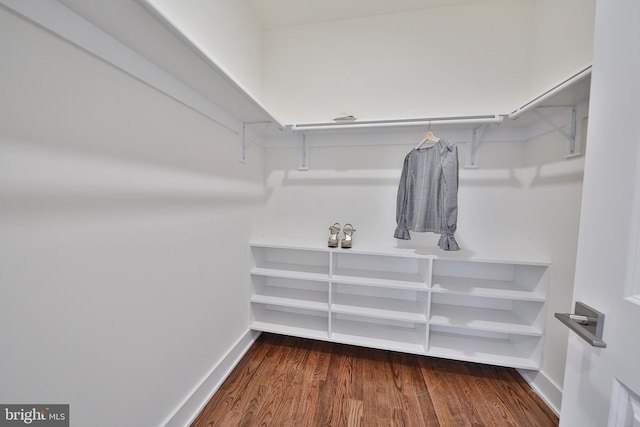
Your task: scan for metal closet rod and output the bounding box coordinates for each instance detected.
[509,65,592,120]
[290,114,504,132]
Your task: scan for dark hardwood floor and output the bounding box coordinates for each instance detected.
[192,333,558,426]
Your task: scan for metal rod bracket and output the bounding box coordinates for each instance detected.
[298,133,309,170]
[238,121,271,162]
[532,106,580,157]
[465,124,488,168]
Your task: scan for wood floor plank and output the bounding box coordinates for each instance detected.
[191,333,559,427]
[297,340,333,426]
[330,344,357,426]
[268,336,314,425]
[250,335,311,425]
[393,352,437,426]
[236,335,301,426]
[347,398,363,427]
[460,361,522,426]
[475,362,532,426]
[490,366,559,427]
[274,339,318,425]
[418,356,473,426]
[221,337,287,426]
[190,333,271,426]
[362,348,395,425]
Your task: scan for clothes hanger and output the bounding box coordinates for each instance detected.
[415,122,440,149]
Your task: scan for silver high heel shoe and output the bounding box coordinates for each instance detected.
[341,224,355,248]
[328,223,341,248]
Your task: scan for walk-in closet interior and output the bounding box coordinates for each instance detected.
[1,0,599,426]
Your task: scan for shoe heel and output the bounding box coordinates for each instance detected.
[328,223,341,248]
[341,224,355,248]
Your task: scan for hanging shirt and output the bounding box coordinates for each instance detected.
[394,139,460,251]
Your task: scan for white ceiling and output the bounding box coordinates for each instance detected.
[249,0,499,30]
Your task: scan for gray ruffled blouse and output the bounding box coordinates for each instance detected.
[394,139,460,251]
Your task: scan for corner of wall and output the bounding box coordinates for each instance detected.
[163,330,261,427]
[529,0,595,98]
[518,368,562,416]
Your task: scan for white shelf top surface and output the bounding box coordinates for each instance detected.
[251,286,329,311]
[428,331,540,370]
[332,293,428,322]
[431,276,547,301]
[430,303,543,336]
[249,239,550,265]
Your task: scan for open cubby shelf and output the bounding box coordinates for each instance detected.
[249,242,549,370]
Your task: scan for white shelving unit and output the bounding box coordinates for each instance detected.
[249,241,550,370]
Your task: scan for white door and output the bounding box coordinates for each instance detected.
[559,1,640,426]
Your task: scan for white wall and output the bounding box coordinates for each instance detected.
[518,125,587,409]
[146,0,265,101]
[263,0,534,124]
[259,131,529,252]
[258,131,582,255]
[0,9,263,427]
[529,0,596,99]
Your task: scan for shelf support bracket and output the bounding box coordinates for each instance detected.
[465,124,488,169]
[238,121,270,163]
[238,123,248,163]
[532,106,581,158]
[298,133,309,170]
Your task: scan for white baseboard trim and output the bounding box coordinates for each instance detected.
[517,368,562,417]
[163,329,262,427]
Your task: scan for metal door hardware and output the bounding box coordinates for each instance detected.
[555,301,606,348]
[568,314,597,325]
